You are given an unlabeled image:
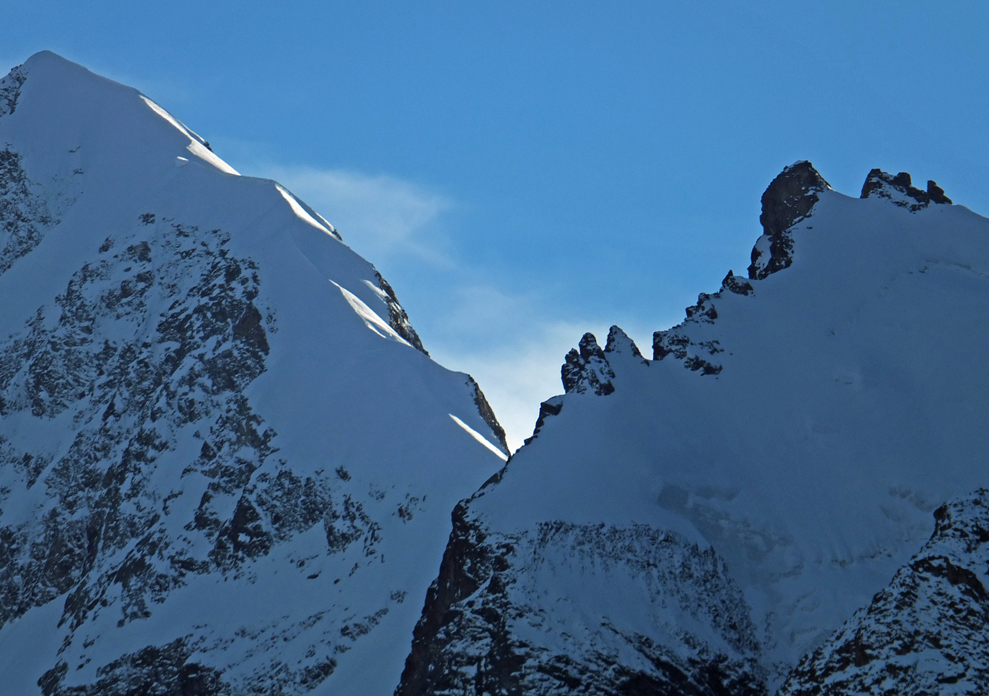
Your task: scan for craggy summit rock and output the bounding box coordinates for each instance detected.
[748,161,830,280]
[561,332,616,396]
[861,168,952,210]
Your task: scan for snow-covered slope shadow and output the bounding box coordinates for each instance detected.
[398,162,989,695]
[0,52,508,696]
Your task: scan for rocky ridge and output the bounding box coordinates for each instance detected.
[778,489,989,696]
[861,169,952,211]
[397,160,983,696]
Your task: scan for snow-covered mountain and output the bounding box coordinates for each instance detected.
[398,162,989,694]
[3,51,987,696]
[0,52,509,695]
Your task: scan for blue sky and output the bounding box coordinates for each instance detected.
[4,1,988,449]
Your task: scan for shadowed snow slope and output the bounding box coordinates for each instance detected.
[0,52,507,696]
[398,162,989,695]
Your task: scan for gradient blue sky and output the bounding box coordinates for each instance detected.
[4,1,988,448]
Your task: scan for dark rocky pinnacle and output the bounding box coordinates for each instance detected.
[748,161,830,280]
[759,161,830,240]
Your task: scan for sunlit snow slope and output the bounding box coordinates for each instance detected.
[0,52,507,696]
[399,163,989,695]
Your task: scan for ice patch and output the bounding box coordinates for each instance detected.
[449,414,508,461]
[276,184,335,235]
[139,96,239,175]
[331,281,411,346]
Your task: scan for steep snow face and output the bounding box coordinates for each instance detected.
[779,489,989,695]
[0,52,506,696]
[399,162,989,693]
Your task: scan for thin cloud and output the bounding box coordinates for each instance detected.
[427,282,658,453]
[211,148,664,453]
[259,165,455,267]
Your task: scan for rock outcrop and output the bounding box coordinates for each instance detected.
[779,490,989,696]
[861,169,952,210]
[748,161,830,280]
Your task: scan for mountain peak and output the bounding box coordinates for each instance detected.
[748,160,830,280]
[0,52,509,695]
[22,49,77,70]
[561,332,615,395]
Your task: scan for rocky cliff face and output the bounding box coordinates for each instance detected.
[747,161,830,280]
[779,490,989,695]
[398,505,767,696]
[398,161,987,695]
[0,52,507,696]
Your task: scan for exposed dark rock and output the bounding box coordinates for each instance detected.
[686,293,718,323]
[467,376,509,453]
[397,518,767,696]
[0,219,283,636]
[232,303,270,355]
[860,168,953,210]
[254,468,334,541]
[397,503,502,696]
[720,270,752,296]
[561,333,615,395]
[0,212,388,693]
[522,396,564,447]
[652,323,724,376]
[927,179,951,205]
[39,637,228,696]
[375,272,429,355]
[0,147,60,276]
[683,356,723,375]
[748,161,830,280]
[0,63,26,118]
[604,325,647,361]
[650,278,738,375]
[779,490,989,695]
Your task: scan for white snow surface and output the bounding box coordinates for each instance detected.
[0,52,505,695]
[467,175,989,686]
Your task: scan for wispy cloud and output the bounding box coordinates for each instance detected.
[250,162,455,267]
[426,282,658,453]
[429,320,583,454]
[213,149,661,452]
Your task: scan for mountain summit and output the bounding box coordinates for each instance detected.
[398,160,989,695]
[0,51,507,695]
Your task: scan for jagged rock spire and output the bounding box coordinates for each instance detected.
[562,333,615,395]
[748,161,830,280]
[604,325,645,359]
